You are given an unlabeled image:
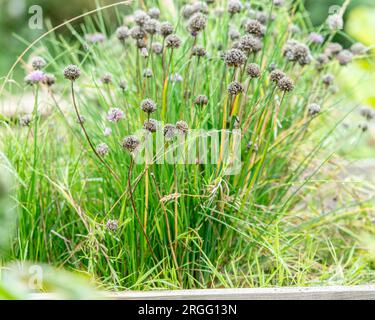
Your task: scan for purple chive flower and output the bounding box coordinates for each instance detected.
[103,127,112,136]
[107,108,124,122]
[309,32,324,44]
[85,33,106,44]
[24,70,45,85]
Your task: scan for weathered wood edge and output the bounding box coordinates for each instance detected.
[29,286,375,300]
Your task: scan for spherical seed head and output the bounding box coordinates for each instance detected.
[245,19,265,38]
[31,56,46,70]
[192,1,209,14]
[336,49,353,66]
[96,143,109,156]
[143,68,153,78]
[119,80,127,90]
[63,65,81,81]
[141,98,157,114]
[101,74,112,84]
[106,219,118,232]
[192,45,207,57]
[107,108,124,122]
[187,12,207,35]
[277,77,294,92]
[137,39,147,49]
[164,124,177,141]
[43,73,56,86]
[122,135,140,153]
[143,118,159,133]
[224,48,246,68]
[228,27,241,41]
[228,0,242,15]
[268,62,277,72]
[148,7,160,19]
[152,42,163,54]
[165,34,182,49]
[351,42,368,56]
[359,106,374,120]
[308,103,321,116]
[144,18,159,35]
[228,81,244,95]
[322,74,334,86]
[19,114,31,127]
[116,26,129,41]
[194,95,209,106]
[325,42,343,58]
[270,69,286,83]
[255,11,269,25]
[25,70,45,85]
[159,21,174,37]
[246,63,261,78]
[134,10,150,26]
[315,54,329,70]
[284,40,312,65]
[239,34,262,54]
[176,120,189,134]
[327,13,344,31]
[182,4,194,19]
[130,26,146,39]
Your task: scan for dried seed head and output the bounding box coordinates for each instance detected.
[245,19,265,38]
[152,42,163,54]
[277,77,294,92]
[19,115,31,127]
[116,26,129,41]
[42,73,56,86]
[141,98,157,114]
[122,135,140,153]
[143,68,153,78]
[315,54,329,71]
[270,69,286,83]
[322,74,334,86]
[192,45,207,57]
[255,11,269,25]
[227,81,244,95]
[148,7,160,19]
[238,34,262,54]
[143,118,159,133]
[187,12,207,36]
[96,143,109,156]
[159,21,174,37]
[246,63,261,78]
[195,95,209,106]
[228,0,242,15]
[336,50,353,66]
[325,42,343,58]
[134,10,150,26]
[165,34,182,49]
[130,26,146,39]
[137,39,147,49]
[290,24,301,34]
[63,65,81,81]
[31,56,46,70]
[268,62,277,71]
[283,40,312,65]
[224,48,246,68]
[327,13,343,31]
[359,106,374,120]
[176,120,189,134]
[228,27,241,41]
[106,219,118,232]
[308,103,321,116]
[144,18,159,35]
[107,108,124,122]
[351,42,368,56]
[164,124,177,141]
[182,4,194,19]
[101,74,112,84]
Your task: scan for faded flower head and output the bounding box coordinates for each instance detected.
[106,219,118,232]
[176,120,189,134]
[308,103,321,116]
[152,42,163,54]
[144,19,159,35]
[63,65,81,81]
[85,33,106,44]
[336,50,353,66]
[245,19,266,38]
[224,48,246,68]
[101,74,112,84]
[229,27,241,41]
[25,70,45,85]
[165,34,182,49]
[159,21,174,37]
[228,0,242,15]
[143,118,159,133]
[309,32,324,44]
[134,10,150,27]
[315,54,329,71]
[351,42,368,56]
[141,98,157,114]
[359,106,374,121]
[148,7,160,19]
[164,124,177,141]
[277,76,294,92]
[96,143,109,156]
[103,127,112,136]
[327,13,344,31]
[19,114,31,127]
[238,34,262,54]
[283,40,312,65]
[192,45,207,57]
[270,69,286,83]
[325,42,343,58]
[119,80,127,91]
[322,74,334,86]
[107,108,124,122]
[247,63,261,78]
[122,135,140,153]
[195,95,209,106]
[228,81,244,95]
[31,56,46,70]
[43,73,56,87]
[187,12,207,36]
[130,26,146,40]
[116,26,130,41]
[143,68,153,78]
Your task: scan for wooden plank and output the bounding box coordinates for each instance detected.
[29,286,375,300]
